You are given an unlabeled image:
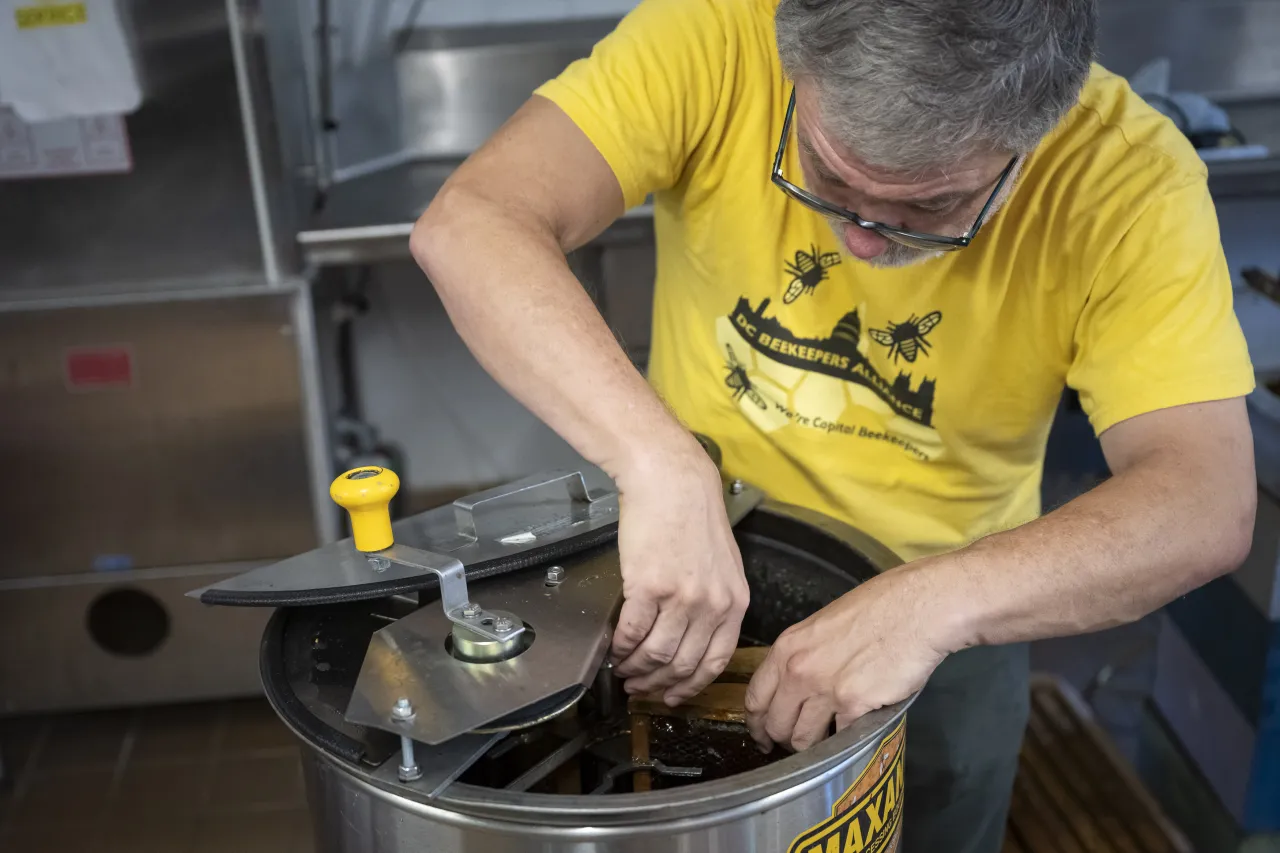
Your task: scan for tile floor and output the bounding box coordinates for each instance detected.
[0,699,313,853]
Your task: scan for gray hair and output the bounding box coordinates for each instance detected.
[775,0,1097,173]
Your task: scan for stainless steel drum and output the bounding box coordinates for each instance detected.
[258,500,916,853]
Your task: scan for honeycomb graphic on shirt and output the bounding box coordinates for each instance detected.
[717,317,845,433]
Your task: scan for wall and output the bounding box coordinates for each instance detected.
[1221,199,1280,272]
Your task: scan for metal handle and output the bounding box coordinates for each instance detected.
[381,544,523,642]
[452,470,597,540]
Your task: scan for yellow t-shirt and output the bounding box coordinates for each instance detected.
[535,0,1254,562]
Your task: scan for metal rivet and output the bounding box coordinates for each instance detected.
[730,479,744,495]
[545,566,565,584]
[493,617,514,634]
[461,602,481,619]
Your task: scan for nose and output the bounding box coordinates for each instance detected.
[841,224,889,261]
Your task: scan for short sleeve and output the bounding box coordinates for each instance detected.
[1067,181,1254,435]
[533,0,729,210]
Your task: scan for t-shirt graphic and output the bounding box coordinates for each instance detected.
[783,244,842,304]
[718,285,943,462]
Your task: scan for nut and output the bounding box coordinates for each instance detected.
[367,555,390,572]
[545,566,565,584]
[493,617,514,634]
[461,602,482,619]
[391,697,415,721]
[730,479,744,495]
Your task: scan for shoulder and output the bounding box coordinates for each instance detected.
[1031,65,1207,206]
[1006,63,1215,288]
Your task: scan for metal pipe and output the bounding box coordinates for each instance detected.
[291,285,342,544]
[224,0,282,284]
[593,660,624,721]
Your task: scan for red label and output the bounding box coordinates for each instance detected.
[65,347,133,389]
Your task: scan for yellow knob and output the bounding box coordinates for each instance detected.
[330,467,399,552]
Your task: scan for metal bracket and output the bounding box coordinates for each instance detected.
[378,544,523,643]
[344,544,622,745]
[589,760,703,794]
[452,469,596,542]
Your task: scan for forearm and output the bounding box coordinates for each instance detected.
[919,445,1254,653]
[411,183,702,481]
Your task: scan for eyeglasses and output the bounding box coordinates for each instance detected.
[771,88,1020,251]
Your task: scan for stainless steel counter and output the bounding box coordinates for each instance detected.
[289,16,651,266]
[1208,98,1280,198]
[300,158,653,265]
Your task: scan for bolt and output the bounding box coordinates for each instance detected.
[493,617,514,634]
[398,735,423,782]
[730,479,744,495]
[461,602,481,619]
[391,697,415,722]
[545,566,565,584]
[367,555,390,572]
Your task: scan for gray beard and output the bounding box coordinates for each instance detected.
[825,160,1022,269]
[826,219,942,269]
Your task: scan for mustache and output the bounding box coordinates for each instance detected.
[825,219,940,269]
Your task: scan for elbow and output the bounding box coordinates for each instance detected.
[1202,484,1256,583]
[1224,486,1256,574]
[409,185,466,285]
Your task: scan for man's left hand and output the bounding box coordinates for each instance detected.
[744,564,952,752]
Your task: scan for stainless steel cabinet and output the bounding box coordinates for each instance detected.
[0,295,317,577]
[0,292,319,713]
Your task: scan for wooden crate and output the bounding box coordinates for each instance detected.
[1005,676,1192,853]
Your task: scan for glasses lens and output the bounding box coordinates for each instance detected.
[774,172,967,250]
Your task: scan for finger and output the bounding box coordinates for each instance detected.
[790,696,836,752]
[611,594,659,664]
[744,649,784,750]
[615,607,688,680]
[835,703,874,732]
[762,669,806,750]
[663,617,742,705]
[626,616,715,698]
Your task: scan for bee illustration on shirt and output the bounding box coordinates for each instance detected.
[783,245,842,303]
[869,311,943,363]
[723,346,767,410]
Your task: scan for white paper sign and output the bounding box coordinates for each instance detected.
[0,106,131,179]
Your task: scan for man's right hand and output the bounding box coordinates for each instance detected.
[608,448,750,706]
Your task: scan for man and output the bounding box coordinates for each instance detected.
[411,0,1257,849]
